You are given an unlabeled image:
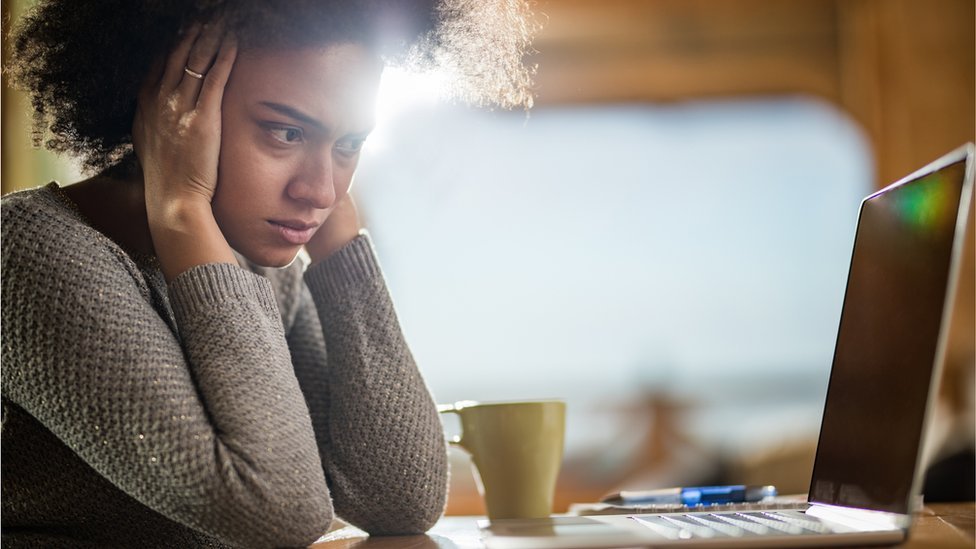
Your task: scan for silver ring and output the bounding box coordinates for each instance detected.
[183,66,206,80]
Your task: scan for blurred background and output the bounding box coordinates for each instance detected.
[3,0,974,514]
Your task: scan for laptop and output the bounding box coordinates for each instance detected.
[480,143,975,549]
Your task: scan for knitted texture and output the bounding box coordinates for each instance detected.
[1,183,448,548]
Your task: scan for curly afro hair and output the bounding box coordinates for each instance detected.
[8,0,537,172]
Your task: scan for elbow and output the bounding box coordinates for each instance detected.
[356,506,443,537]
[405,485,449,535]
[219,492,335,548]
[198,456,336,547]
[408,503,446,535]
[277,518,334,548]
[352,474,448,536]
[330,434,450,535]
[268,500,335,548]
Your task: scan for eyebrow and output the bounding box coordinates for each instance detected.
[257,101,374,137]
[258,101,328,133]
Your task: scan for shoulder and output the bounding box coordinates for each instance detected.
[1,183,66,229]
[2,183,147,296]
[5,183,87,241]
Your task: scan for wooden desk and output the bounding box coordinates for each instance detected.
[309,502,975,549]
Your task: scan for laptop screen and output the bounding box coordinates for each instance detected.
[809,156,971,514]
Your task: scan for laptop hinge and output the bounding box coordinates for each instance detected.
[807,503,912,531]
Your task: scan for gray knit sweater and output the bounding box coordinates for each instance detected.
[1,183,448,548]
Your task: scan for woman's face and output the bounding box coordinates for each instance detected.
[212,43,382,267]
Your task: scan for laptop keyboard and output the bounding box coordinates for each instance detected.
[633,509,833,539]
[609,500,806,515]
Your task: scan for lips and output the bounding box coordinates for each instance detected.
[269,219,320,245]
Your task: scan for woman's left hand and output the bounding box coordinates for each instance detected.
[305,193,362,263]
[134,22,237,209]
[131,23,240,281]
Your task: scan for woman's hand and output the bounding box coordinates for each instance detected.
[132,23,239,281]
[305,193,363,264]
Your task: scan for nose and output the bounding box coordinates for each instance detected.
[286,151,336,209]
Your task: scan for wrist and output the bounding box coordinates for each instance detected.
[147,196,237,281]
[306,225,360,263]
[306,198,362,263]
[146,192,212,232]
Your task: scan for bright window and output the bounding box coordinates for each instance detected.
[356,92,873,473]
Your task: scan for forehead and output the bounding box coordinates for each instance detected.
[225,44,383,128]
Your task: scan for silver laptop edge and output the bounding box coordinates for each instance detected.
[903,143,974,521]
[805,143,975,532]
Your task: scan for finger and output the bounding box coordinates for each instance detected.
[196,34,238,113]
[176,22,225,101]
[185,21,224,76]
[160,23,202,93]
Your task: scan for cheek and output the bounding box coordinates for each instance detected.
[215,102,275,197]
[215,158,286,209]
[215,120,250,189]
[216,131,287,199]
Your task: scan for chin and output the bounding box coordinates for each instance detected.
[241,247,301,269]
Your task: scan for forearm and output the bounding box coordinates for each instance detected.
[296,235,448,534]
[162,264,334,543]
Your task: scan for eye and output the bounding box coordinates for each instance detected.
[335,136,367,157]
[267,125,304,144]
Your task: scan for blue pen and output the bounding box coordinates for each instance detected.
[602,485,777,506]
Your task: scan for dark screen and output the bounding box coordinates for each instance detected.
[809,160,969,514]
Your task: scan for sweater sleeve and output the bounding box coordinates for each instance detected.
[1,198,332,548]
[286,233,448,534]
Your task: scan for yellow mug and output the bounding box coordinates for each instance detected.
[438,400,566,520]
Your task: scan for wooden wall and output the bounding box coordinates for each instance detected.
[3,1,973,192]
[528,0,975,188]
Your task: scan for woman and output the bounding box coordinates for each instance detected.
[2,1,534,547]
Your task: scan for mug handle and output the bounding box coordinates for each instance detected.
[437,403,463,446]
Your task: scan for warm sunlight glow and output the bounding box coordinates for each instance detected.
[370,67,450,150]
